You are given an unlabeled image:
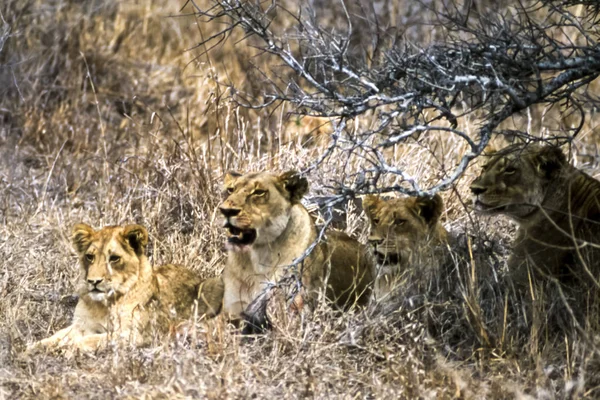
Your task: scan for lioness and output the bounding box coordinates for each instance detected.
[219,170,374,326]
[470,144,600,289]
[363,194,448,297]
[29,224,223,351]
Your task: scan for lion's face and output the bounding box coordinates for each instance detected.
[470,144,566,221]
[219,170,308,251]
[71,224,149,302]
[363,194,444,267]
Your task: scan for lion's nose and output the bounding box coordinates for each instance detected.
[219,207,241,218]
[470,185,487,195]
[88,278,103,286]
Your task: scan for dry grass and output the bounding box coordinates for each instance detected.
[1,0,600,398]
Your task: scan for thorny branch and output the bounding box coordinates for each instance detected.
[189,0,600,198]
[188,0,600,319]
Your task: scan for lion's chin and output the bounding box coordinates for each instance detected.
[225,242,253,253]
[474,199,537,218]
[87,290,107,302]
[473,199,508,214]
[86,287,120,302]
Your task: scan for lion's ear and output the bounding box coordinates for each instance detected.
[362,195,382,219]
[534,145,566,179]
[224,171,242,188]
[413,194,444,226]
[279,170,309,204]
[122,224,148,256]
[72,224,95,254]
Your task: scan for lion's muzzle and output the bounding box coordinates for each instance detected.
[220,205,258,249]
[85,277,113,301]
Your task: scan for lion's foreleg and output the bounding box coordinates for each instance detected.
[27,325,80,352]
[73,333,108,351]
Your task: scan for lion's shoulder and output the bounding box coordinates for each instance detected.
[532,165,600,232]
[563,169,600,221]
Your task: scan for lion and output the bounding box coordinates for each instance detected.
[219,170,374,329]
[470,143,600,290]
[362,194,448,298]
[28,224,223,352]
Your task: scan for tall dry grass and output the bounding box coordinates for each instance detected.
[1,0,599,398]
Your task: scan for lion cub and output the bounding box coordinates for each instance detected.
[29,224,223,352]
[470,144,600,289]
[362,194,448,298]
[219,170,374,327]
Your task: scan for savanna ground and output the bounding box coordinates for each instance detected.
[1,0,600,398]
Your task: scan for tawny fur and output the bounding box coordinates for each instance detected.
[220,170,374,321]
[29,224,223,352]
[471,144,600,288]
[363,194,448,298]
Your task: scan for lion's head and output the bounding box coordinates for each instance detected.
[363,194,445,267]
[71,224,150,302]
[219,170,309,251]
[470,144,566,221]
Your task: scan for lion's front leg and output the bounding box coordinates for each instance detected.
[509,234,568,290]
[222,276,250,321]
[73,333,108,351]
[26,325,81,352]
[223,299,247,322]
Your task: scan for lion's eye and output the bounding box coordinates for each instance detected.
[85,254,95,262]
[226,187,234,195]
[394,219,406,226]
[253,189,267,196]
[504,166,517,175]
[109,255,121,263]
[372,218,380,225]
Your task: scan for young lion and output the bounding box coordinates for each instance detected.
[470,144,600,290]
[362,194,448,298]
[219,170,374,327]
[29,224,223,352]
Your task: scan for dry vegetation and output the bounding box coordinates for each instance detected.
[1,0,600,398]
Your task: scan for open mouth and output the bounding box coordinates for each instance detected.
[374,251,400,265]
[225,223,257,246]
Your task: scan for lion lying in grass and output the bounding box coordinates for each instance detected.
[362,194,448,298]
[219,170,374,330]
[471,144,600,291]
[28,224,223,352]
